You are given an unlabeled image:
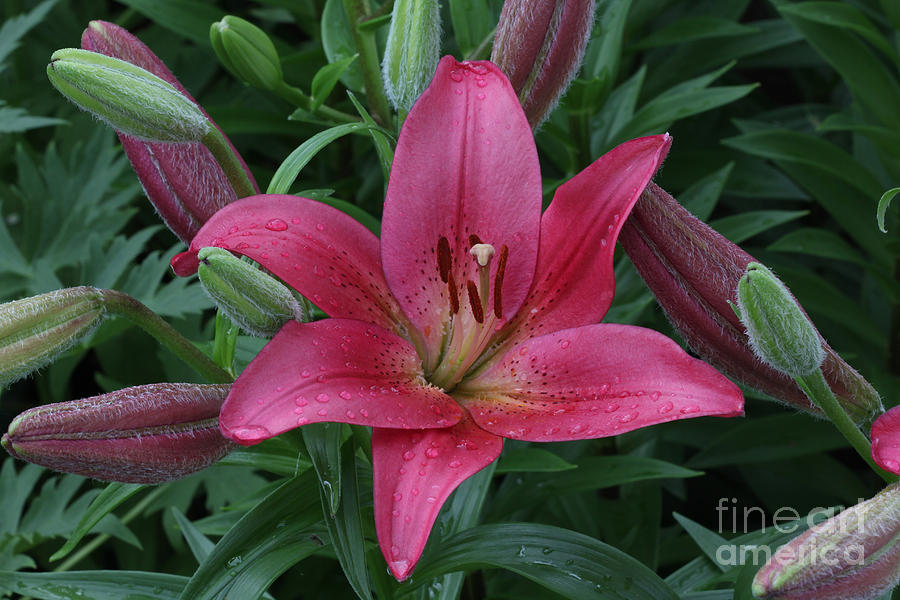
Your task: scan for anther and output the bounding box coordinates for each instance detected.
[447,273,460,314]
[468,234,482,247]
[493,245,508,319]
[437,236,452,283]
[469,243,495,267]
[466,280,484,323]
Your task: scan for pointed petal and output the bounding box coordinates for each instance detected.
[219,319,462,445]
[457,323,743,442]
[372,417,502,580]
[171,194,406,334]
[503,135,671,346]
[381,57,541,368]
[871,406,900,474]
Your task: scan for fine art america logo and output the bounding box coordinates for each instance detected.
[713,497,869,567]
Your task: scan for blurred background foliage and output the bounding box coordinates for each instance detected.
[0,0,898,598]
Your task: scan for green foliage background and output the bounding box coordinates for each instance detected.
[0,0,898,598]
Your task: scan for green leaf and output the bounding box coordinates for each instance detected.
[672,513,730,572]
[0,570,187,599]
[267,122,385,195]
[116,0,224,44]
[877,187,900,233]
[679,162,734,221]
[632,17,758,49]
[303,423,344,516]
[171,507,215,564]
[219,437,311,477]
[311,54,358,111]
[768,228,865,264]
[178,473,323,600]
[0,0,57,69]
[710,210,808,243]
[315,196,382,236]
[449,0,492,57]
[0,461,44,535]
[775,0,900,129]
[0,103,66,133]
[50,483,144,561]
[321,0,364,91]
[319,444,372,600]
[347,90,394,185]
[495,448,578,474]
[687,414,847,468]
[779,2,900,65]
[590,66,645,155]
[412,523,679,600]
[722,129,883,198]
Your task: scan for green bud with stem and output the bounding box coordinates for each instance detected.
[382,0,441,113]
[210,16,284,93]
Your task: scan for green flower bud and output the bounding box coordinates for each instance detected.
[382,0,441,112]
[198,247,301,337]
[210,16,284,92]
[47,48,210,142]
[0,287,105,388]
[737,262,825,379]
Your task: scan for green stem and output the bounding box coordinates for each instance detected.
[797,369,897,483]
[363,0,394,21]
[200,127,258,198]
[274,82,360,123]
[54,486,167,572]
[212,310,239,376]
[343,0,394,126]
[100,290,232,384]
[466,26,497,61]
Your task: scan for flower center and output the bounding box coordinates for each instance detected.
[428,235,508,391]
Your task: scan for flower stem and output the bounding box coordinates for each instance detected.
[274,81,360,123]
[200,126,258,199]
[343,0,394,126]
[212,310,239,376]
[796,368,897,483]
[100,290,233,384]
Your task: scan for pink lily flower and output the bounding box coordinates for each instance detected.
[82,20,258,243]
[171,57,743,580]
[871,406,900,474]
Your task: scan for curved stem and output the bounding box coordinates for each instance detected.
[797,369,897,483]
[343,0,393,126]
[100,290,233,384]
[200,127,258,199]
[275,82,360,123]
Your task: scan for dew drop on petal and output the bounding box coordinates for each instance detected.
[560,339,570,349]
[619,411,638,424]
[315,223,325,231]
[317,408,327,416]
[885,459,900,472]
[449,460,462,468]
[295,396,308,407]
[425,448,439,459]
[265,219,288,231]
[402,450,415,461]
[680,405,700,414]
[339,390,352,400]
[657,401,674,414]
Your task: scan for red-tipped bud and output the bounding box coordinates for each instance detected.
[80,20,258,243]
[752,483,900,600]
[490,0,595,128]
[618,183,881,422]
[2,383,234,484]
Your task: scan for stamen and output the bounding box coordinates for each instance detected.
[469,243,495,267]
[468,234,482,247]
[437,236,452,283]
[466,280,484,323]
[493,244,508,319]
[447,273,460,314]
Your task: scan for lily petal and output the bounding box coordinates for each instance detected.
[871,406,900,475]
[171,194,405,334]
[219,319,462,445]
[502,134,671,346]
[457,323,743,442]
[372,416,502,580]
[381,56,542,369]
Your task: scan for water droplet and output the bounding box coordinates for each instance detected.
[402,450,415,461]
[301,370,311,378]
[518,545,527,557]
[476,92,486,100]
[449,459,462,468]
[339,390,352,400]
[886,459,900,472]
[426,496,437,503]
[560,339,570,349]
[315,223,325,231]
[619,411,638,424]
[425,447,439,458]
[391,545,401,558]
[317,408,327,416]
[411,488,419,496]
[360,408,369,417]
[345,409,355,418]
[393,492,402,501]
[295,396,308,407]
[315,393,329,403]
[265,218,288,231]
[227,556,243,567]
[680,405,700,414]
[650,391,661,401]
[657,401,674,414]
[449,70,463,82]
[542,547,553,555]
[603,402,619,413]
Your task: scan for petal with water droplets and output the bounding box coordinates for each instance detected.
[219,319,462,445]
[456,323,743,442]
[372,416,502,581]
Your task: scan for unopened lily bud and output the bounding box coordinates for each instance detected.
[491,0,595,128]
[382,0,441,112]
[1,287,105,388]
[2,383,234,484]
[737,263,824,379]
[47,48,210,143]
[198,247,302,337]
[619,183,881,421]
[752,482,900,600]
[210,16,284,92]
[81,20,258,244]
